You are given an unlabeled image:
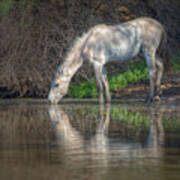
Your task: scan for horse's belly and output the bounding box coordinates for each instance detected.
[107,42,141,62]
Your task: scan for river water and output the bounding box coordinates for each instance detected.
[0,100,180,180]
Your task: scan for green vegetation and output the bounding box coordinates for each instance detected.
[0,0,14,18]
[66,104,180,132]
[69,61,148,98]
[69,54,180,98]
[0,0,30,18]
[172,54,180,73]
[109,61,148,90]
[109,106,180,130]
[111,107,150,128]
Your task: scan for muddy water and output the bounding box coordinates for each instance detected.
[0,100,180,180]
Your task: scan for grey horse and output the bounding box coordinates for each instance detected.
[48,17,170,104]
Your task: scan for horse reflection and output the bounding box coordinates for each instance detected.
[48,106,84,156]
[86,104,111,167]
[146,104,165,157]
[48,104,111,168]
[88,104,110,152]
[48,104,166,169]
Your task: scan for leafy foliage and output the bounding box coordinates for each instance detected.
[69,61,149,98]
[110,106,150,128]
[69,53,180,99]
[0,0,14,18]
[172,54,180,73]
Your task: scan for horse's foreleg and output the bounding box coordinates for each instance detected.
[155,57,164,97]
[102,67,111,103]
[94,63,104,104]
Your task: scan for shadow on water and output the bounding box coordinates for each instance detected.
[0,101,180,180]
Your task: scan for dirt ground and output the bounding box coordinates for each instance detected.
[113,72,180,101]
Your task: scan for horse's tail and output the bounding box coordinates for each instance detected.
[157,29,171,74]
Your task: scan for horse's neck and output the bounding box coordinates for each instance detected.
[64,52,83,79]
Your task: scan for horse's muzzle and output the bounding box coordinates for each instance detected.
[48,93,59,104]
[48,98,59,104]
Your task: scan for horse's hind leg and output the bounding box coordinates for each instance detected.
[155,57,164,97]
[143,48,157,102]
[102,66,111,103]
[94,62,104,104]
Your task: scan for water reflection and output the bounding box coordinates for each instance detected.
[48,104,111,169]
[0,102,179,180]
[48,104,167,170]
[147,105,165,157]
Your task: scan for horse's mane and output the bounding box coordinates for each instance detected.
[56,29,93,79]
[64,30,92,67]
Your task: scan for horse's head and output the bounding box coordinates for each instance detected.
[48,69,70,104]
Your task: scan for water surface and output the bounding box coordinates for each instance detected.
[0,100,180,180]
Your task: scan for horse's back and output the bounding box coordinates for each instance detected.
[83,17,165,63]
[131,17,165,49]
[130,17,163,29]
[83,21,142,62]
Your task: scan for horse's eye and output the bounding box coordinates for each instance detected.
[54,83,59,88]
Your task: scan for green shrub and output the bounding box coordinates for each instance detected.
[69,52,180,99]
[111,107,150,128]
[171,54,180,73]
[0,0,14,18]
[69,61,148,98]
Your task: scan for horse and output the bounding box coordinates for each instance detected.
[48,17,170,104]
